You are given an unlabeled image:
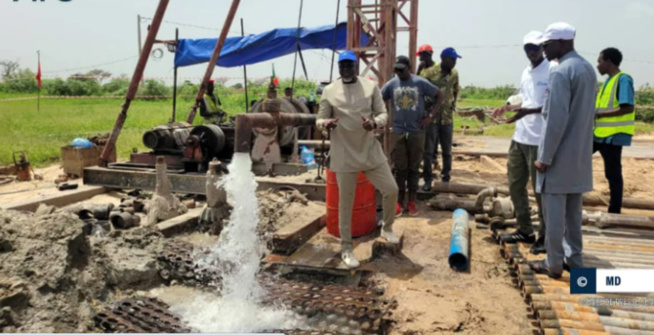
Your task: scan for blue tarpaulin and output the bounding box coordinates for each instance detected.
[174,22,369,68]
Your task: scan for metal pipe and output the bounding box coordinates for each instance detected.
[186,0,241,124]
[234,112,316,153]
[448,209,470,271]
[474,187,497,212]
[542,329,608,335]
[430,182,654,211]
[540,319,606,332]
[540,307,654,323]
[543,315,654,331]
[100,0,170,167]
[428,196,479,213]
[172,28,179,122]
[241,18,249,113]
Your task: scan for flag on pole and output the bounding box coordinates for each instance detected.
[272,64,279,87]
[35,60,42,88]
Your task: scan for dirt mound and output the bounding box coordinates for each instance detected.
[0,209,165,332]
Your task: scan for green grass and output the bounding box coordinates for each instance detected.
[2,94,653,167]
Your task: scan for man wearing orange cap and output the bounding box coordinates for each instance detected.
[416,44,435,76]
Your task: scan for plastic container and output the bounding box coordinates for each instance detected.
[325,168,377,238]
[300,145,317,170]
[71,138,93,148]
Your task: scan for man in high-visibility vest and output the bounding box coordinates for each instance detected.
[200,79,225,123]
[594,47,635,214]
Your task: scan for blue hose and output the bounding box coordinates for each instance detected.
[449,208,470,271]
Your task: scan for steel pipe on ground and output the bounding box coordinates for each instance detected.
[429,182,654,211]
[540,315,654,332]
[448,209,470,271]
[539,307,654,323]
[542,329,609,335]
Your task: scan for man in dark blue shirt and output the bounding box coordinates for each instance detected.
[382,56,443,217]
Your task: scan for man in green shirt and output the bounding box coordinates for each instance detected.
[420,48,461,190]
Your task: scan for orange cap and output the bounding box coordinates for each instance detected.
[415,44,433,55]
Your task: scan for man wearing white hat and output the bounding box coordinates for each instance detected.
[492,31,551,255]
[529,22,597,278]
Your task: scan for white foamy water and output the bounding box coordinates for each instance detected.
[173,153,306,332]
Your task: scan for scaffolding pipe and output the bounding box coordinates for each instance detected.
[186,0,241,124]
[99,0,170,167]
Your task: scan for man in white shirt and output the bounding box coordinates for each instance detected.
[493,31,552,254]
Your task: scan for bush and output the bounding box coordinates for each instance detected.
[459,85,517,100]
[137,79,170,100]
[4,69,38,93]
[102,78,130,95]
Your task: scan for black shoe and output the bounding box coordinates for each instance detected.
[422,183,432,192]
[500,230,536,244]
[563,262,571,272]
[530,237,546,255]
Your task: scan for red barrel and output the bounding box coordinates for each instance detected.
[325,168,377,238]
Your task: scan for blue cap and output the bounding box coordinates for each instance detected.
[440,47,462,59]
[338,50,357,63]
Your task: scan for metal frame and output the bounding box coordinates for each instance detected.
[346,0,418,156]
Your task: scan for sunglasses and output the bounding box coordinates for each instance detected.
[524,44,541,52]
[542,40,557,48]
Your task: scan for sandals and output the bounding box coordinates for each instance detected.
[528,260,562,279]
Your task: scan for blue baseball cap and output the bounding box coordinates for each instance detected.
[338,50,357,63]
[441,47,462,59]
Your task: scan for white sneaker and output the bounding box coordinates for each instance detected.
[341,250,360,269]
[381,229,400,244]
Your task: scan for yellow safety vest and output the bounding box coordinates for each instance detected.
[203,93,219,113]
[594,72,635,137]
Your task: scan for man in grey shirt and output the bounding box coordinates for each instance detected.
[529,22,597,278]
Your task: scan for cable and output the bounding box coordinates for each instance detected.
[290,0,304,98]
[43,56,138,74]
[329,0,341,82]
[140,16,242,35]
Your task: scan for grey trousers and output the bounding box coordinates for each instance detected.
[336,162,399,250]
[507,140,545,237]
[542,193,584,274]
[423,123,453,183]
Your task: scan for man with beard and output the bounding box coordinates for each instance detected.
[529,22,597,278]
[382,55,444,216]
[317,50,400,269]
[420,48,461,188]
[492,31,551,255]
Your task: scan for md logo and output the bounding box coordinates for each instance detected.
[606,276,622,286]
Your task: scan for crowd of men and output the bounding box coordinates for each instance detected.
[317,21,636,273]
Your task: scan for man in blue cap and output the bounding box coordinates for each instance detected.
[382,55,444,217]
[317,50,400,269]
[420,47,461,189]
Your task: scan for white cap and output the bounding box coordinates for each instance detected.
[523,31,543,45]
[537,22,576,44]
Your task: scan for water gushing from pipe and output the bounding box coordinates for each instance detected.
[173,152,306,332]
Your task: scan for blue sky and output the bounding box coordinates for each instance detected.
[2,0,653,88]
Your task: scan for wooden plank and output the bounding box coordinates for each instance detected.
[156,208,203,237]
[263,226,391,276]
[3,186,107,212]
[269,213,327,255]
